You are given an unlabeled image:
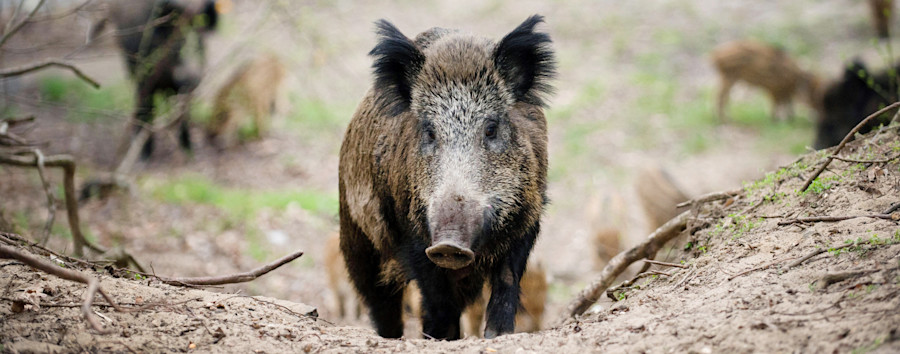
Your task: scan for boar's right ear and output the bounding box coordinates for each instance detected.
[369,20,426,116]
[494,15,556,107]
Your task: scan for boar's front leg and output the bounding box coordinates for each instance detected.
[483,225,538,339]
[417,268,464,340]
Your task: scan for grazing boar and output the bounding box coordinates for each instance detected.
[338,16,555,339]
[98,0,222,159]
[635,166,689,232]
[711,40,821,122]
[815,60,899,149]
[461,260,547,337]
[206,53,285,150]
[870,0,894,39]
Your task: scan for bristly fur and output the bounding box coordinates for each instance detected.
[493,15,556,107]
[369,20,426,116]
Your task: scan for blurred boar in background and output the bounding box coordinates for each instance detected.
[815,60,899,149]
[324,233,363,319]
[338,15,555,339]
[635,166,688,232]
[712,40,821,122]
[206,53,285,150]
[870,0,894,39]
[584,192,625,269]
[93,0,224,159]
[462,260,547,337]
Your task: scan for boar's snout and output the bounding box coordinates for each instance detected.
[427,196,484,269]
[426,241,475,269]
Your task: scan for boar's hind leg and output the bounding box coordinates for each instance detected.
[339,219,403,338]
[484,225,538,339]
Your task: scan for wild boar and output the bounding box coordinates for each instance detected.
[711,40,821,122]
[338,16,555,339]
[206,53,285,150]
[815,60,899,149]
[98,0,222,159]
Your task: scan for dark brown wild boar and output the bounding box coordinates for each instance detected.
[207,53,286,150]
[711,40,821,122]
[338,16,555,339]
[93,0,223,159]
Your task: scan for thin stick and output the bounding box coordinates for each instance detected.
[831,151,900,164]
[884,203,900,215]
[154,250,304,286]
[676,188,742,208]
[727,257,797,281]
[0,244,119,333]
[0,153,98,256]
[642,259,688,269]
[786,243,855,269]
[0,0,46,49]
[30,149,56,245]
[0,59,101,88]
[800,102,900,192]
[564,211,689,319]
[777,214,895,226]
[606,270,671,301]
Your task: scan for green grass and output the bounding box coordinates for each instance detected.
[149,174,338,220]
[38,75,133,122]
[284,97,354,135]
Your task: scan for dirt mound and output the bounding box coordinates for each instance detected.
[3,127,899,353]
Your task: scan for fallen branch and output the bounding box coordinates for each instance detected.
[642,259,688,269]
[883,203,900,215]
[564,211,689,319]
[29,149,56,245]
[786,243,856,269]
[153,250,304,286]
[676,188,742,208]
[0,153,98,256]
[777,213,897,226]
[0,243,121,333]
[831,151,900,164]
[0,60,101,88]
[800,102,900,193]
[817,269,879,289]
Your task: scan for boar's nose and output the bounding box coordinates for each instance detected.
[426,241,475,270]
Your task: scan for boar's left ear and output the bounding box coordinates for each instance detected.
[494,15,556,107]
[370,20,426,116]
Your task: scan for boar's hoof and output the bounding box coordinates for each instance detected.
[425,242,474,270]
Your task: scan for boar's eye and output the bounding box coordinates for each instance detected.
[484,121,498,139]
[422,123,436,144]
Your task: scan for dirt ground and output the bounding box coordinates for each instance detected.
[2,0,900,352]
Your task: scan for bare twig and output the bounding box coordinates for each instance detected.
[564,211,689,319]
[777,213,897,226]
[727,256,797,281]
[676,188,742,208]
[642,259,688,269]
[0,59,101,88]
[801,102,900,192]
[831,151,900,164]
[786,243,855,269]
[0,153,98,256]
[0,0,46,49]
[154,250,304,286]
[884,203,900,215]
[0,243,120,333]
[30,149,56,245]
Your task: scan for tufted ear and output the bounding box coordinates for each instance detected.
[494,15,556,107]
[369,20,426,116]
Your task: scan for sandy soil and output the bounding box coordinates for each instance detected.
[2,0,900,352]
